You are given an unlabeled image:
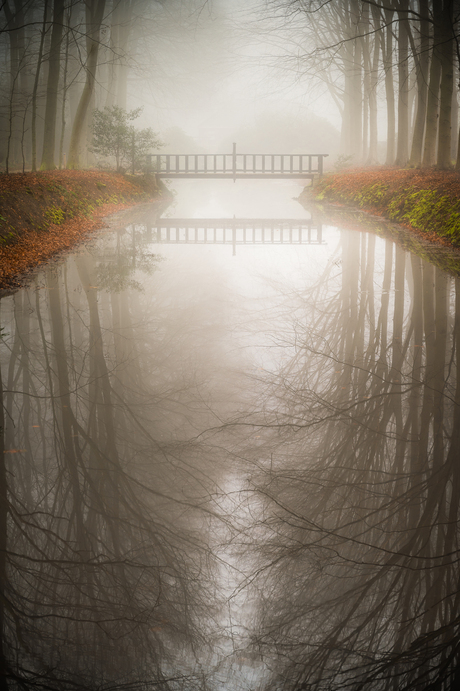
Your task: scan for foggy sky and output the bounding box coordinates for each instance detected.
[127,0,340,153]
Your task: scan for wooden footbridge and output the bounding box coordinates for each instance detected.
[146,144,328,180]
[145,218,324,254]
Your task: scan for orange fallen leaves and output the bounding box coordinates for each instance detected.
[318,167,460,201]
[0,199,145,290]
[0,170,163,290]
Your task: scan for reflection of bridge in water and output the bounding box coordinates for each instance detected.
[146,218,324,251]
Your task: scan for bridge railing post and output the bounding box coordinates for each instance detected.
[318,155,323,176]
[318,155,328,175]
[232,142,236,182]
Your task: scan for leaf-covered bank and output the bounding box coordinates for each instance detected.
[308,168,460,247]
[0,170,168,290]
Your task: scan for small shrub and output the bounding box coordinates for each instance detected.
[91,106,163,173]
[334,154,354,171]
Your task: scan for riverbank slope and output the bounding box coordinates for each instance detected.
[0,170,169,290]
[307,167,460,247]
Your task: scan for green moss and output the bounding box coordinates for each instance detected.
[313,180,389,209]
[0,231,15,243]
[384,189,460,241]
[46,182,66,194]
[45,205,65,225]
[82,203,96,217]
[352,182,390,208]
[313,176,460,245]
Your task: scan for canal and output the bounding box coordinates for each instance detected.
[1,179,459,691]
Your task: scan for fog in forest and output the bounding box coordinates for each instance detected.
[1,0,344,172]
[3,0,460,170]
[2,1,460,690]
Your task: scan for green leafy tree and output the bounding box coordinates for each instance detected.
[91,106,162,172]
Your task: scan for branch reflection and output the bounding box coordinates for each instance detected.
[248,231,460,691]
[0,224,230,691]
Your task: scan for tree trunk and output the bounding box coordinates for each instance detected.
[351,0,362,162]
[103,0,133,109]
[66,12,83,136]
[437,0,454,168]
[31,0,50,171]
[340,44,354,156]
[382,8,396,165]
[104,2,120,108]
[115,0,133,109]
[41,0,65,169]
[409,0,430,167]
[422,0,443,166]
[407,64,417,145]
[361,3,370,163]
[67,0,106,169]
[455,120,460,170]
[395,0,409,166]
[58,7,72,168]
[451,62,458,160]
[4,0,26,172]
[367,4,380,164]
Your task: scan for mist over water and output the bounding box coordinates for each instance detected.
[1,181,460,690]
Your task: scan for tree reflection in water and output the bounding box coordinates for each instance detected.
[2,215,460,691]
[247,231,460,690]
[0,221,238,691]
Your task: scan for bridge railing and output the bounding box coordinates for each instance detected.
[146,145,328,178]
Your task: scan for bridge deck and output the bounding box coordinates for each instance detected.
[146,146,328,179]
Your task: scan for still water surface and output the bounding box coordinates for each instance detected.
[1,180,459,691]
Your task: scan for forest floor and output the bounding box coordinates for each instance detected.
[306,167,460,249]
[0,169,170,291]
